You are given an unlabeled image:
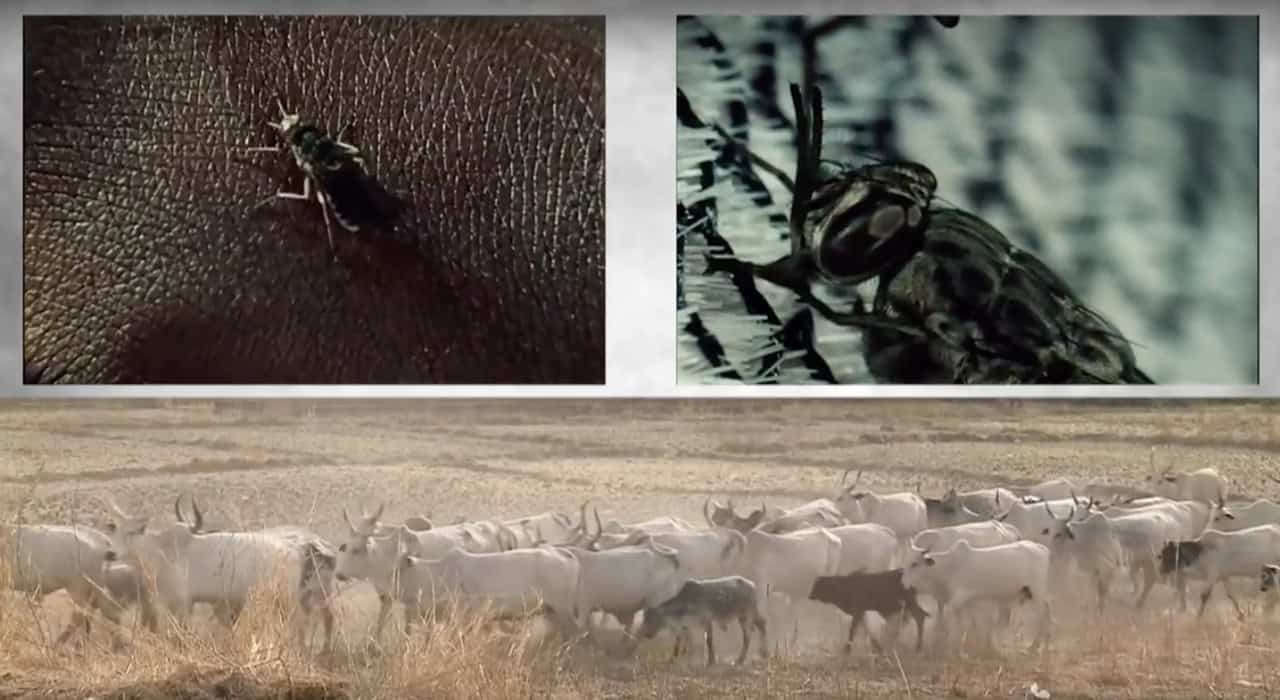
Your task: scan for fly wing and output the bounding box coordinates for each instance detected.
[314,160,408,241]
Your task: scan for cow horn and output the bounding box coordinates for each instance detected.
[703,497,715,527]
[845,469,864,494]
[108,499,128,520]
[841,468,853,489]
[174,495,186,523]
[591,507,605,549]
[371,502,385,523]
[578,500,590,534]
[343,507,357,534]
[189,497,204,532]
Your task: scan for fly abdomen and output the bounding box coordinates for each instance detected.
[315,162,404,235]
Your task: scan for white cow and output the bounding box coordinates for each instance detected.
[603,528,747,583]
[1100,506,1198,608]
[995,499,1089,547]
[346,503,518,552]
[1027,478,1084,502]
[911,521,1023,554]
[826,523,900,576]
[502,510,579,547]
[901,540,1052,653]
[337,505,508,642]
[910,520,1025,628]
[1159,524,1280,620]
[3,522,152,646]
[1046,509,1128,611]
[107,501,337,653]
[566,504,694,549]
[924,488,1016,529]
[559,536,685,633]
[393,544,583,634]
[703,498,843,534]
[1146,459,1229,506]
[733,526,842,647]
[832,471,928,539]
[590,501,695,535]
[1210,499,1280,532]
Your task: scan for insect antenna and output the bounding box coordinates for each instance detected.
[787,82,823,256]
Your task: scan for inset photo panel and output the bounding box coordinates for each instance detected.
[23,15,604,385]
[677,15,1259,386]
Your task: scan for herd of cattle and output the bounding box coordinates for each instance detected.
[5,462,1280,666]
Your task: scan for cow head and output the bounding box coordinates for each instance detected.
[1261,564,1280,593]
[837,468,864,497]
[105,499,193,565]
[335,506,392,582]
[343,503,385,538]
[637,605,668,639]
[704,498,765,532]
[1045,501,1077,542]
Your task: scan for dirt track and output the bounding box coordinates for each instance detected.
[2,399,1280,699]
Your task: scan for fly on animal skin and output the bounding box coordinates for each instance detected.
[248,100,403,254]
[705,84,1154,385]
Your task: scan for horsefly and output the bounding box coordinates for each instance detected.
[248,100,402,255]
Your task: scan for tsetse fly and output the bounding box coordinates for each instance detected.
[706,84,1153,384]
[248,101,402,254]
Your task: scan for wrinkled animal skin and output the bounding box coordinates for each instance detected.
[24,16,604,384]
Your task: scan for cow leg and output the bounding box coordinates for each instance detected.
[1134,561,1158,609]
[54,610,90,646]
[704,621,716,666]
[373,593,394,641]
[735,615,751,666]
[617,610,637,636]
[1198,581,1216,618]
[93,593,132,652]
[1029,600,1051,654]
[913,608,927,653]
[844,612,863,654]
[1177,572,1190,612]
[932,599,948,651]
[1095,570,1109,613]
[997,601,1013,628]
[1221,579,1246,621]
[756,612,769,661]
[320,604,336,656]
[402,601,422,639]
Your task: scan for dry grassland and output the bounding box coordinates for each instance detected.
[1,398,1279,699]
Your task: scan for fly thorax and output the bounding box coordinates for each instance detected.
[288,126,326,161]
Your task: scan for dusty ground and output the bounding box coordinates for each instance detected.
[2,398,1280,699]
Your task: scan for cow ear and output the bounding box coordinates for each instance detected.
[399,553,414,569]
[105,522,116,533]
[924,557,935,566]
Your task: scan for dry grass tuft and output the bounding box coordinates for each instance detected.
[0,553,581,700]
